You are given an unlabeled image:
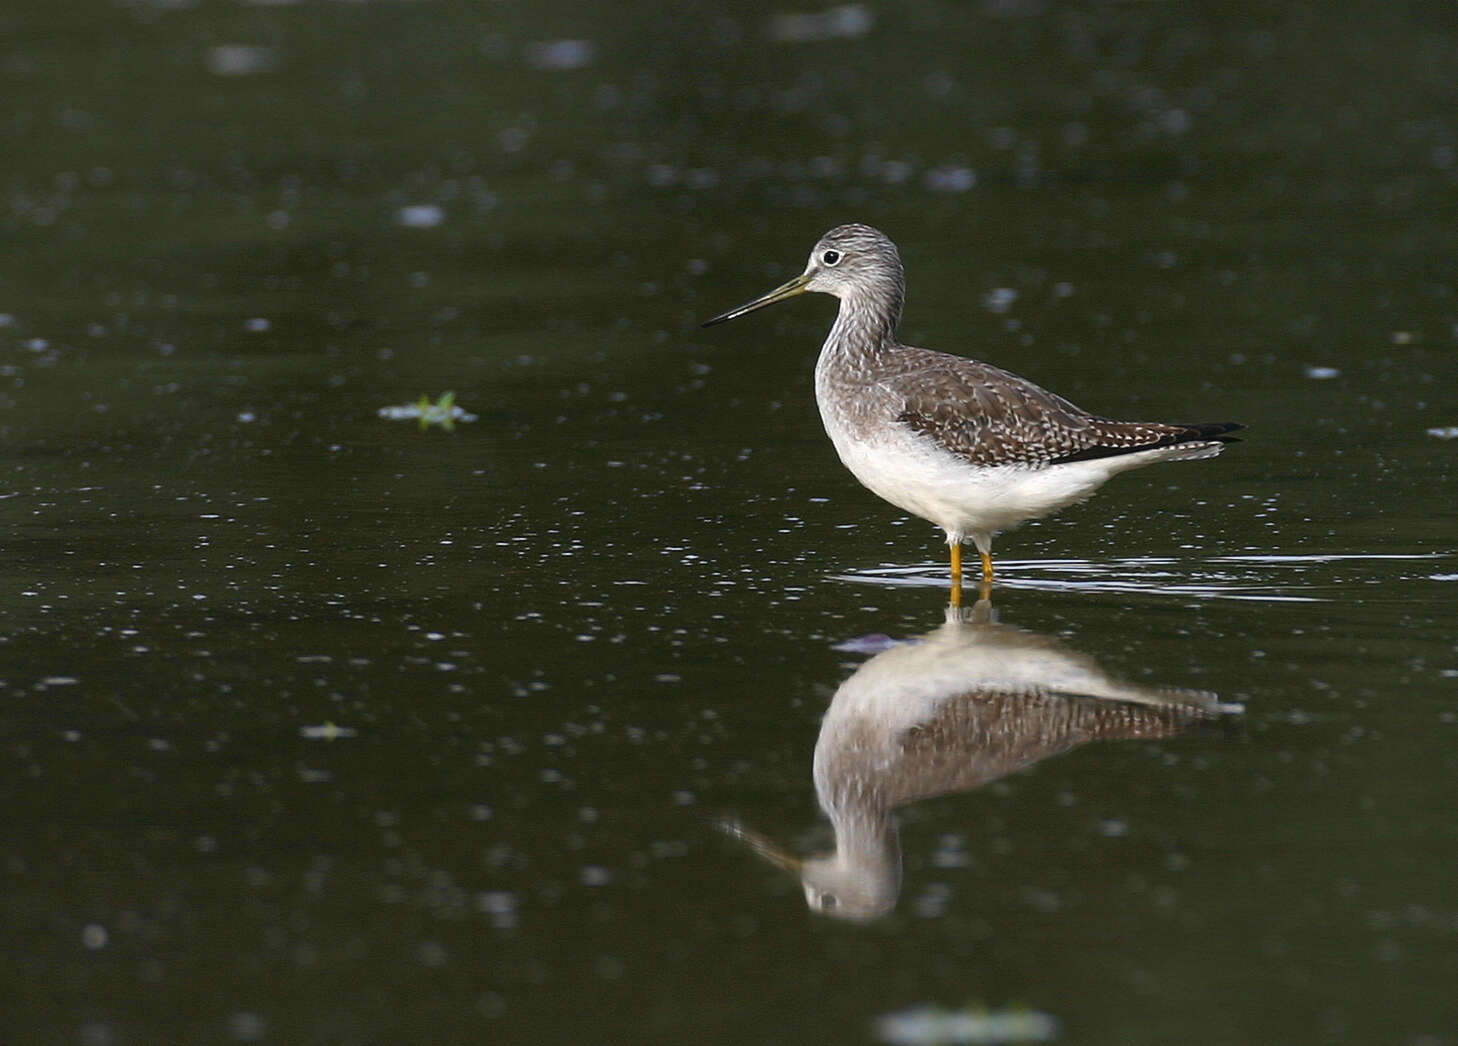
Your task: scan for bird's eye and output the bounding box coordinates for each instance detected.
[821,249,842,266]
[820,893,839,910]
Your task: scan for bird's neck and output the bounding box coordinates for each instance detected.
[830,805,900,867]
[822,289,901,370]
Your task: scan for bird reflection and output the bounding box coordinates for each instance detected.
[723,598,1241,920]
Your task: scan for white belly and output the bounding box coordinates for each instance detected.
[828,422,1110,542]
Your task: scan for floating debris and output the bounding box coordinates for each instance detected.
[1304,365,1340,380]
[377,391,478,431]
[874,1004,1060,1045]
[1426,426,1458,440]
[299,722,357,741]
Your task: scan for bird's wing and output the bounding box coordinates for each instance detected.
[882,353,1239,467]
[884,690,1217,807]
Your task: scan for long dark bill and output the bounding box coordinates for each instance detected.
[701,272,811,327]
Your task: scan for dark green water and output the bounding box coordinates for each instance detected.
[3,2,1457,1043]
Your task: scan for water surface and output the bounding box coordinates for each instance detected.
[3,2,1457,1043]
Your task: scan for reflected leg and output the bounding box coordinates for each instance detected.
[972,534,994,584]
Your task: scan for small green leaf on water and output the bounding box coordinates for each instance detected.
[377,391,478,431]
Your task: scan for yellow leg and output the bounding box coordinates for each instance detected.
[979,548,994,584]
[949,542,964,608]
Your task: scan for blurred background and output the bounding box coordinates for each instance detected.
[2,1,1457,1043]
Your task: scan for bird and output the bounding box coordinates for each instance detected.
[720,598,1242,920]
[702,224,1243,599]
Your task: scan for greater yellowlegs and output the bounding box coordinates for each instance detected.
[703,224,1242,598]
[722,600,1241,919]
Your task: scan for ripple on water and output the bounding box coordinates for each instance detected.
[836,552,1457,603]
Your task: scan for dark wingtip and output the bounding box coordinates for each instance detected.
[1180,421,1245,443]
[700,313,731,329]
[1195,421,1245,438]
[1049,421,1247,465]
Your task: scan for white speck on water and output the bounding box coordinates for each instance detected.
[982,288,1019,314]
[646,163,678,187]
[526,39,596,70]
[1100,818,1128,837]
[912,882,952,918]
[878,159,913,184]
[684,168,720,190]
[477,891,516,915]
[236,411,257,423]
[396,204,444,228]
[1160,108,1191,135]
[923,166,976,192]
[768,3,874,42]
[243,317,270,333]
[580,865,612,887]
[1304,365,1340,380]
[1425,426,1458,440]
[478,892,519,929]
[81,923,108,950]
[40,676,79,686]
[206,45,278,76]
[77,1022,115,1046]
[227,1012,268,1043]
[874,1004,1060,1045]
[931,835,970,868]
